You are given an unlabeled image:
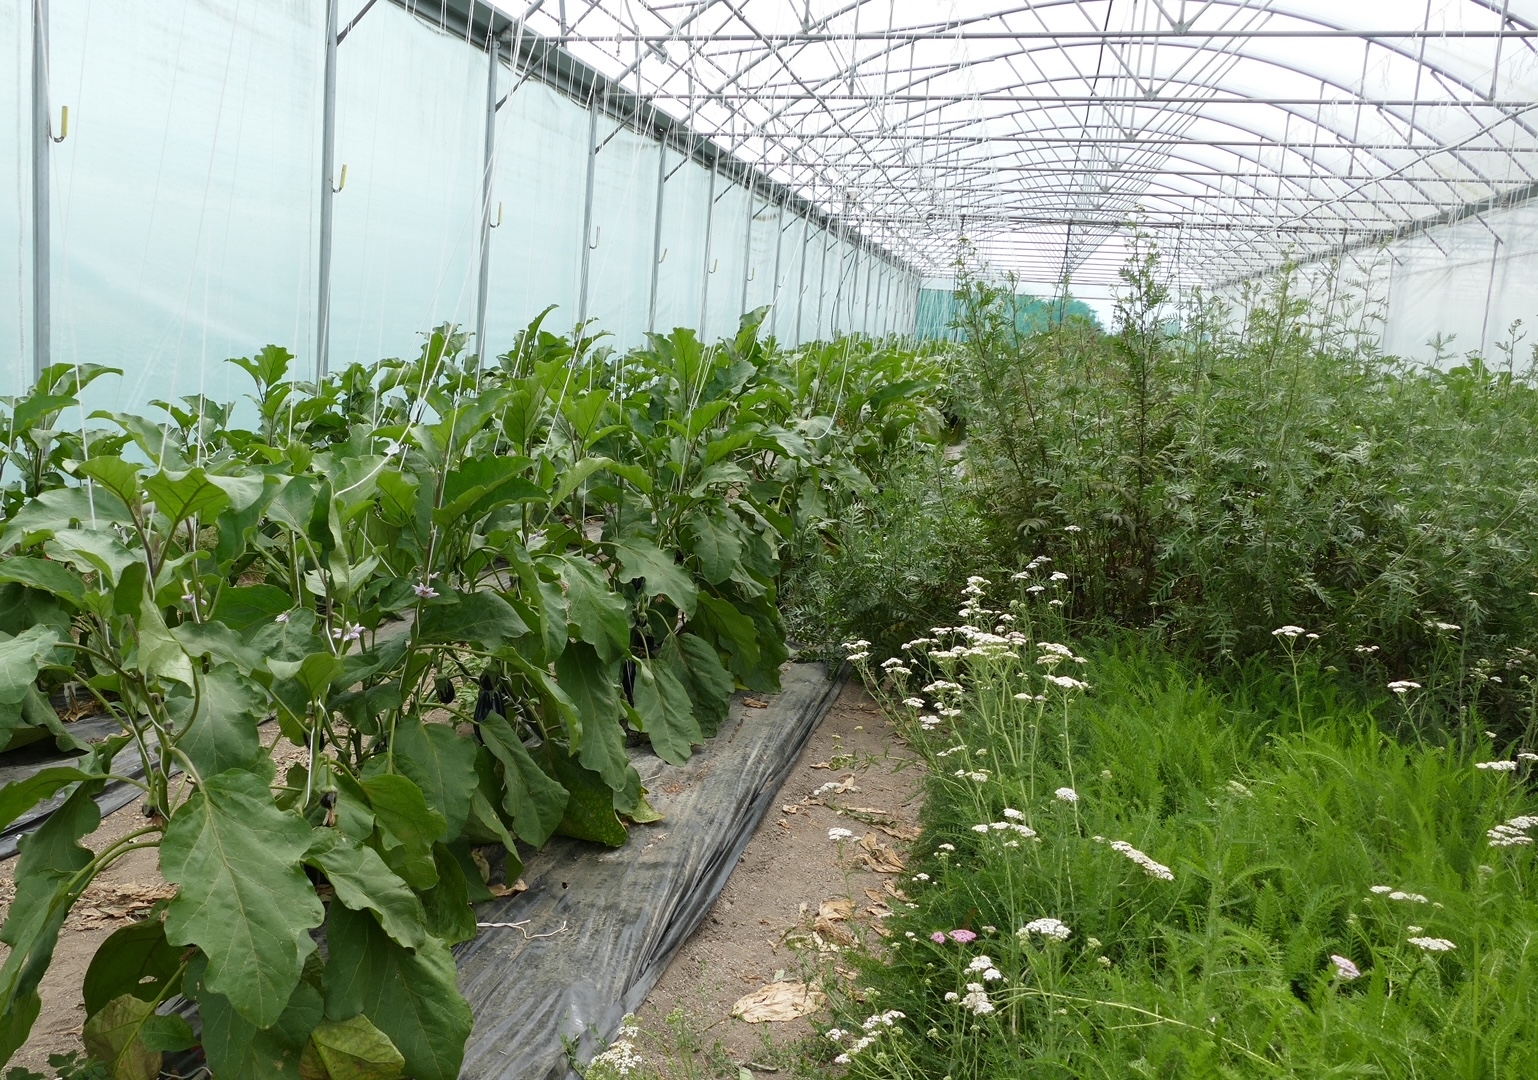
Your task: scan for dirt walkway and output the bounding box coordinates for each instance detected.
[627,681,925,1079]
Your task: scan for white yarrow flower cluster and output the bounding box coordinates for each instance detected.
[1408,936,1457,953]
[1475,760,1519,772]
[842,638,872,663]
[588,1016,645,1077]
[1018,917,1072,942]
[1329,954,1362,980]
[1487,814,1538,847]
[828,827,855,842]
[953,769,991,782]
[1387,680,1421,695]
[950,983,995,1016]
[1271,625,1307,639]
[1097,837,1175,881]
[965,955,1006,981]
[1053,787,1079,804]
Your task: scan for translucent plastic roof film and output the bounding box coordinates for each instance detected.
[489,0,1538,288]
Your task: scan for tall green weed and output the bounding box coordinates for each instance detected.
[830,581,1538,1077]
[950,247,1538,731]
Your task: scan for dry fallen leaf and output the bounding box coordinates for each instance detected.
[858,832,907,873]
[878,823,922,843]
[807,762,832,770]
[488,879,528,898]
[744,698,771,709]
[731,981,825,1022]
[883,881,911,902]
[816,897,855,925]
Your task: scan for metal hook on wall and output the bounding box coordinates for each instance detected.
[589,225,601,250]
[708,259,719,274]
[747,267,756,281]
[50,105,69,143]
[332,164,349,194]
[657,247,668,264]
[489,201,504,229]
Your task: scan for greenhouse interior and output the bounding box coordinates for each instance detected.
[5,1,1538,1078]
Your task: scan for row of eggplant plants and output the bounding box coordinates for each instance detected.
[0,311,944,1080]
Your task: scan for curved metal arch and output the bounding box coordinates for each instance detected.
[774,18,1525,202]
[516,0,1538,280]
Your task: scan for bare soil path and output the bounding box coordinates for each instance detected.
[628,681,925,1079]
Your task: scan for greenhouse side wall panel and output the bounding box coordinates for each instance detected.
[8,3,914,412]
[651,152,711,339]
[46,0,318,411]
[329,3,480,370]
[703,181,749,341]
[586,120,659,347]
[3,3,24,396]
[485,79,585,351]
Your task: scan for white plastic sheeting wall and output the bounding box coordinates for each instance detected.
[1216,200,1538,368]
[1,0,921,412]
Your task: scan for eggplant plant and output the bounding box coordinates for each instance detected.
[0,311,941,1080]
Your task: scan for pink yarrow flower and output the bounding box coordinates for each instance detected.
[947,929,978,943]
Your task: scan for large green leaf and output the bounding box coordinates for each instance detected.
[133,599,194,688]
[0,558,84,607]
[360,774,445,891]
[82,994,164,1080]
[665,633,735,737]
[389,719,478,840]
[43,529,139,587]
[552,643,632,791]
[613,538,697,616]
[631,657,702,766]
[687,513,743,584]
[161,770,324,1028]
[0,627,58,707]
[693,592,762,687]
[303,831,427,950]
[323,903,473,1080]
[73,456,142,512]
[0,766,95,832]
[554,556,630,663]
[166,665,266,777]
[301,1014,406,1080]
[172,621,268,677]
[433,455,544,527]
[82,918,185,1017]
[477,712,568,846]
[545,751,627,848]
[192,952,323,1080]
[3,486,134,544]
[211,584,293,631]
[0,780,106,1062]
[415,592,529,649]
[418,844,477,945]
[142,468,233,527]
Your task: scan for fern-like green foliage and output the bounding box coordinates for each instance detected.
[836,616,1538,1078]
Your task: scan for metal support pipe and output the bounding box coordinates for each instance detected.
[862,253,874,334]
[30,0,50,381]
[739,191,753,321]
[316,0,340,380]
[646,139,666,334]
[794,217,808,345]
[473,25,502,368]
[815,227,830,340]
[698,160,717,334]
[769,198,785,338]
[575,102,599,333]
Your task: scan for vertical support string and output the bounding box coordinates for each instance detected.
[30,0,51,380]
[316,0,340,380]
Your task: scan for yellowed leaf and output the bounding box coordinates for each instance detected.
[731,981,826,1022]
